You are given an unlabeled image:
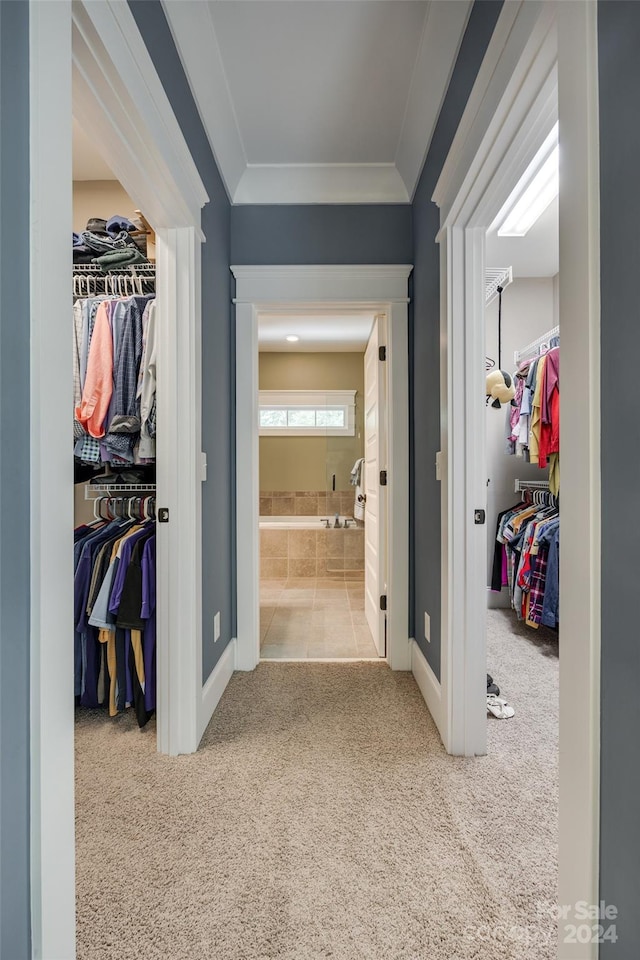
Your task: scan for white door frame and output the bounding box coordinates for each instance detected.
[29,2,208,956]
[430,1,601,955]
[231,265,412,673]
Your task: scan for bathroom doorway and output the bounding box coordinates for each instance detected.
[257,311,384,660]
[232,264,411,674]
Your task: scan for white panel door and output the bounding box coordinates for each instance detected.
[364,316,387,656]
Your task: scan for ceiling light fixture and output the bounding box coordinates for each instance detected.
[495,124,559,238]
[285,335,299,342]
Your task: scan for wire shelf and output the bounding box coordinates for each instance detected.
[514,325,559,364]
[85,483,156,499]
[73,263,155,273]
[514,479,550,493]
[486,266,513,305]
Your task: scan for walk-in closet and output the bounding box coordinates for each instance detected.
[73,127,158,732]
[484,182,560,737]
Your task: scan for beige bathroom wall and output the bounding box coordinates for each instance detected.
[259,352,365,492]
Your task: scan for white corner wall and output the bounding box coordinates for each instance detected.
[485,278,555,604]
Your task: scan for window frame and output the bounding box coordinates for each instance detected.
[258,389,357,437]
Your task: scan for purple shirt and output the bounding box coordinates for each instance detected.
[541,347,559,425]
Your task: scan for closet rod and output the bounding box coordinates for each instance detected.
[514,325,559,365]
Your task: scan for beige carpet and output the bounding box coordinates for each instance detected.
[76,609,558,960]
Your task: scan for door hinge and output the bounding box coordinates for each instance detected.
[380,594,387,611]
[380,470,388,486]
[379,345,387,361]
[158,507,170,523]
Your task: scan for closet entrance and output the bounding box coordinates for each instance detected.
[484,187,560,737]
[257,311,385,661]
[31,4,209,955]
[484,165,560,723]
[72,166,159,729]
[433,1,601,943]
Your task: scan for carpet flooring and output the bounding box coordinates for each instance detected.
[75,608,558,960]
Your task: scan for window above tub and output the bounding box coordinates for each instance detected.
[258,390,356,437]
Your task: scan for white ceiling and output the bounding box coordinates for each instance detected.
[162,0,472,204]
[258,311,374,352]
[485,195,559,278]
[73,118,117,180]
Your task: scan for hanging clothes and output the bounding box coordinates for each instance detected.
[506,342,560,495]
[493,493,560,630]
[73,292,156,466]
[74,501,156,727]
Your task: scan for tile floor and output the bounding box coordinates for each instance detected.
[260,578,380,659]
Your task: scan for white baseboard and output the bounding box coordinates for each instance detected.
[198,638,236,744]
[411,639,446,747]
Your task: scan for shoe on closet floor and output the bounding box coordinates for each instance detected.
[487,694,514,719]
[487,673,500,696]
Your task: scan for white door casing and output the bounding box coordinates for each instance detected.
[232,266,412,673]
[363,315,387,655]
[30,1,208,957]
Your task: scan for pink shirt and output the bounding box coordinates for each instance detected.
[75,301,113,437]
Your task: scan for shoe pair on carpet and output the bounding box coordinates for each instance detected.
[486,673,515,719]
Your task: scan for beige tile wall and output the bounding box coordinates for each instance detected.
[260,527,365,580]
[260,489,355,518]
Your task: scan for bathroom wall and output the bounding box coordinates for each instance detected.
[259,352,364,493]
[261,525,364,580]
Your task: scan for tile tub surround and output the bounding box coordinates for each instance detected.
[260,578,377,659]
[260,489,356,518]
[260,524,364,580]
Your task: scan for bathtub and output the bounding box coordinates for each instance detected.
[260,515,354,530]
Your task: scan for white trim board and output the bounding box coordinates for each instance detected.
[30,5,75,958]
[72,0,208,233]
[231,265,412,674]
[198,639,237,744]
[410,640,445,745]
[433,1,600,956]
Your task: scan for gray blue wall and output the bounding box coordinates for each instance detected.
[410,0,503,676]
[231,205,412,264]
[0,3,32,957]
[598,2,640,954]
[129,2,234,681]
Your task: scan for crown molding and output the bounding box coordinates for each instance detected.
[233,164,410,205]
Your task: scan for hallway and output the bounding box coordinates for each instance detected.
[76,623,557,960]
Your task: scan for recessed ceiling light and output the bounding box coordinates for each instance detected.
[285,335,299,342]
